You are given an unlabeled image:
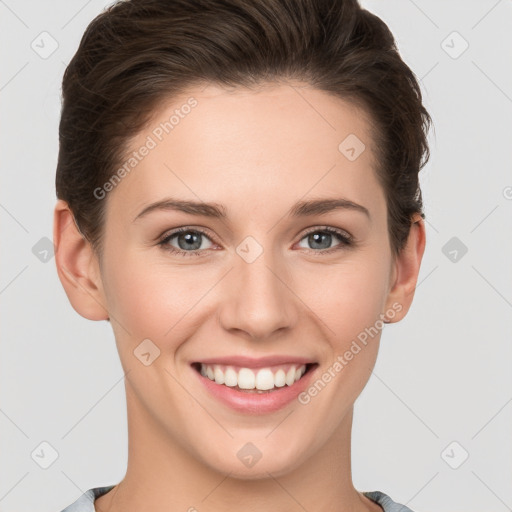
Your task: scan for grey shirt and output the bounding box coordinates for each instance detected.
[60,485,415,511]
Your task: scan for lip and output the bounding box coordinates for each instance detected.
[193,355,315,369]
[191,359,319,414]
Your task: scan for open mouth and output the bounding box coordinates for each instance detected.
[191,362,318,393]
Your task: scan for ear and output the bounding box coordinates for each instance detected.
[383,213,426,323]
[53,199,109,321]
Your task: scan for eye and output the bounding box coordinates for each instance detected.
[157,226,354,258]
[296,227,353,253]
[158,228,215,257]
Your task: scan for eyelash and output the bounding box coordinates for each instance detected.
[157,226,354,258]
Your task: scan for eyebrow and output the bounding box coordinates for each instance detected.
[132,197,370,222]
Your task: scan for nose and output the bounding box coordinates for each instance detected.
[218,248,299,341]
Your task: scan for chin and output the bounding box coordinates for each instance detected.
[194,436,312,480]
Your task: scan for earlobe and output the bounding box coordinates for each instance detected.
[384,213,426,323]
[53,199,109,321]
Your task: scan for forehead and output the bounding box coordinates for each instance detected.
[107,82,384,222]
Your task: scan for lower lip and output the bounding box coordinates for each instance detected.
[193,365,318,414]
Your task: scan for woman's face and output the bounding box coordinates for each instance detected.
[90,82,416,477]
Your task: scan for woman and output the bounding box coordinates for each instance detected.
[54,0,432,510]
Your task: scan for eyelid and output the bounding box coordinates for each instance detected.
[299,225,353,241]
[294,226,354,254]
[158,226,216,243]
[157,226,218,253]
[157,225,354,256]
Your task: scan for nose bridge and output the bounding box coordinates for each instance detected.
[219,239,297,339]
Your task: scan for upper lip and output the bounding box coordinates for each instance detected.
[192,355,316,369]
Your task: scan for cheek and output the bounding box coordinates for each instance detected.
[100,250,199,346]
[297,254,390,343]
[101,235,391,359]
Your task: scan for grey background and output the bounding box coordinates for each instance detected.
[1,1,511,511]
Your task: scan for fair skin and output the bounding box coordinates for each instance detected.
[54,82,425,512]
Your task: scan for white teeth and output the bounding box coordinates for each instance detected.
[285,367,296,386]
[213,365,224,385]
[224,367,238,387]
[255,368,274,390]
[274,369,286,387]
[199,363,308,391]
[238,368,255,389]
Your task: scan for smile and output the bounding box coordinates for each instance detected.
[191,356,318,413]
[195,363,311,392]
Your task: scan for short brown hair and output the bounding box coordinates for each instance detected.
[56,0,432,258]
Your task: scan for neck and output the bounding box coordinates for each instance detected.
[95,384,382,512]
